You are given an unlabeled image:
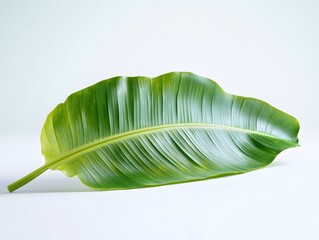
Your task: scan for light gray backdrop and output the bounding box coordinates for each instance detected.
[0,1,318,240]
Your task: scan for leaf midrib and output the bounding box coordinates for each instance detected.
[47,123,296,169]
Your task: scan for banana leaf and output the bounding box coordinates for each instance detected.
[8,72,299,192]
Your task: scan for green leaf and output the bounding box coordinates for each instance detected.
[8,72,300,192]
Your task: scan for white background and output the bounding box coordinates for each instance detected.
[0,0,318,239]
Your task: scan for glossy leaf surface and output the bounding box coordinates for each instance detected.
[8,72,299,192]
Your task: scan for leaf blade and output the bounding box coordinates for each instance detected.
[8,72,300,192]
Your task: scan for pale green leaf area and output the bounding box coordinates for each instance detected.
[8,72,300,192]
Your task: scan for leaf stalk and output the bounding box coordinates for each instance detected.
[8,165,49,192]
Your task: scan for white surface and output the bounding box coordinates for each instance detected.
[0,0,318,239]
[0,137,318,240]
